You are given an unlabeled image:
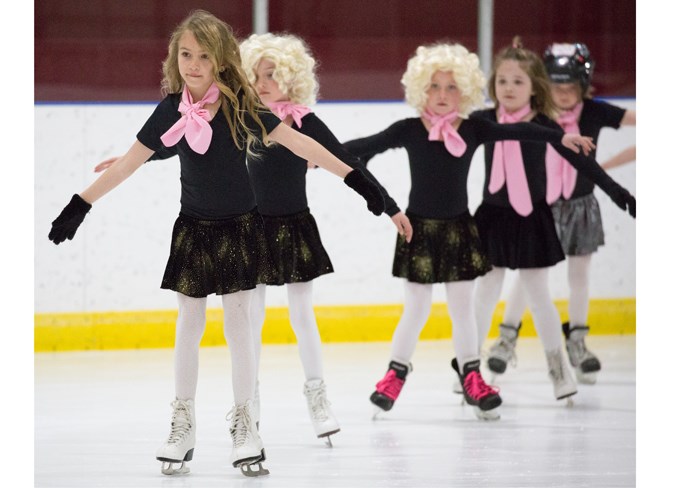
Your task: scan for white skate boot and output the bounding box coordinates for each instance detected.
[303,379,340,447]
[487,323,521,377]
[563,323,601,384]
[545,348,577,404]
[227,401,269,477]
[156,399,195,475]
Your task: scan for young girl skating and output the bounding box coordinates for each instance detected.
[238,32,410,445]
[471,38,635,402]
[49,10,385,478]
[343,42,601,420]
[486,42,636,385]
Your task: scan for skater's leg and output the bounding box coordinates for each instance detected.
[567,254,592,326]
[156,292,206,475]
[443,280,478,366]
[474,267,506,350]
[287,281,324,380]
[503,275,529,327]
[519,268,577,400]
[390,281,434,363]
[370,281,432,412]
[287,281,340,441]
[250,284,267,380]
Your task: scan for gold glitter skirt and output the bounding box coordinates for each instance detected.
[261,208,334,285]
[392,211,492,283]
[160,210,274,297]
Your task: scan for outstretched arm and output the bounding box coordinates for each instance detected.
[49,141,154,244]
[620,109,636,126]
[268,123,385,215]
[601,145,636,170]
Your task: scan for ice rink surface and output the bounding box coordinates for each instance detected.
[35,337,636,488]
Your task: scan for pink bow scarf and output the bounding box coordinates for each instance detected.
[488,104,534,217]
[545,102,584,203]
[267,101,312,127]
[422,109,467,157]
[160,82,221,155]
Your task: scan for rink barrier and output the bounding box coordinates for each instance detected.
[34,298,635,352]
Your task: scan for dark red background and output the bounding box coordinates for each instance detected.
[35,0,635,102]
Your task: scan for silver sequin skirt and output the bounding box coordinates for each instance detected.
[551,193,605,256]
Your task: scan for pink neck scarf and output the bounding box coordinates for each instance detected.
[422,109,467,157]
[160,83,221,155]
[488,104,534,216]
[267,101,311,127]
[546,102,584,203]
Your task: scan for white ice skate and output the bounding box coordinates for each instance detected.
[564,324,601,385]
[304,379,340,447]
[487,323,521,377]
[227,401,269,477]
[156,399,195,475]
[546,348,577,405]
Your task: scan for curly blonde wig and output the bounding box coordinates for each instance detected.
[161,9,269,153]
[401,43,486,117]
[239,33,319,106]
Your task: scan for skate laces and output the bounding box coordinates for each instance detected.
[375,370,405,400]
[227,403,253,448]
[167,400,192,445]
[547,351,566,382]
[463,371,499,400]
[305,383,331,421]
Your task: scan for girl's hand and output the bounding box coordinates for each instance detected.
[94,157,120,173]
[391,212,413,243]
[562,134,595,156]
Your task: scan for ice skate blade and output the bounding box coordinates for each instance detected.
[318,429,340,447]
[239,461,270,477]
[473,406,500,421]
[160,461,190,475]
[575,369,598,385]
[372,406,386,420]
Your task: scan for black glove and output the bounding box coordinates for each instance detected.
[608,186,636,218]
[343,169,386,216]
[48,194,92,244]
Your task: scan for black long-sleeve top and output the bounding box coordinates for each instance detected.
[563,99,626,199]
[247,112,400,217]
[470,109,624,209]
[343,116,571,219]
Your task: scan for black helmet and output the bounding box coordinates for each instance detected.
[543,43,595,92]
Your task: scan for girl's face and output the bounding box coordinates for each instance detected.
[494,59,534,113]
[177,30,216,99]
[425,71,462,116]
[550,82,582,111]
[254,58,288,106]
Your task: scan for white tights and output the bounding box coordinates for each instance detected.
[390,280,479,368]
[475,267,563,352]
[174,291,256,405]
[503,255,593,327]
[251,283,324,381]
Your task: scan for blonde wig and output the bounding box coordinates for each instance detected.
[239,33,319,105]
[401,43,486,117]
[487,36,558,119]
[161,9,269,153]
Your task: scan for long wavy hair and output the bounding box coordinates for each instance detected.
[161,10,269,154]
[487,36,558,119]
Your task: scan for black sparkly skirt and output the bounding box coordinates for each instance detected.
[160,210,274,297]
[392,211,492,283]
[474,200,565,270]
[261,208,334,285]
[551,193,605,256]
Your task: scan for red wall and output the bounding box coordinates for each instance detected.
[35,0,635,102]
